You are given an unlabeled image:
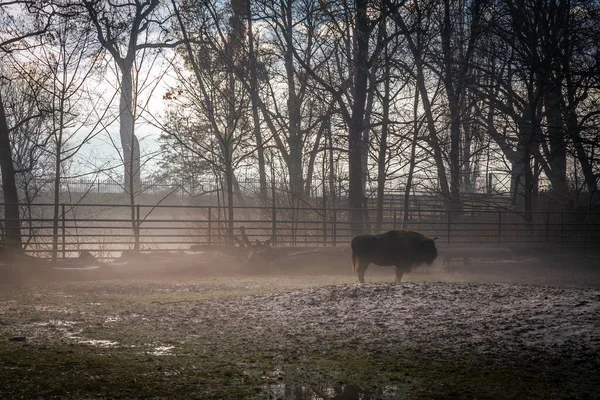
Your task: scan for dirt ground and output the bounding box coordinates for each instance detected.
[0,252,599,399]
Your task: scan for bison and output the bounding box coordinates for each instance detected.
[351,230,438,283]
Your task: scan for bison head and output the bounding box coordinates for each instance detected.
[419,238,438,265]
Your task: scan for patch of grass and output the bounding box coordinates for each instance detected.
[0,341,267,399]
[2,339,596,399]
[279,349,599,400]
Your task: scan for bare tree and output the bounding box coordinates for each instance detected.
[387,1,456,213]
[81,0,181,196]
[252,0,330,209]
[0,68,54,251]
[0,1,53,250]
[245,0,268,199]
[290,0,395,236]
[12,10,103,259]
[168,0,258,241]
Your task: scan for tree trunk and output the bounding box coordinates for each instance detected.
[119,64,141,196]
[403,86,420,229]
[282,0,303,209]
[348,0,370,237]
[51,91,65,261]
[225,151,235,244]
[392,9,454,212]
[287,136,303,207]
[566,108,596,194]
[415,66,454,211]
[516,117,538,221]
[361,74,376,194]
[328,120,336,210]
[304,119,325,199]
[246,0,267,200]
[120,63,142,251]
[375,37,390,232]
[0,92,22,250]
[543,83,568,198]
[462,119,474,192]
[561,16,597,195]
[442,0,463,212]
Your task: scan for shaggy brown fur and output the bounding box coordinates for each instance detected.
[351,230,438,283]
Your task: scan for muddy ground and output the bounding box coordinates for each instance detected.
[0,252,599,399]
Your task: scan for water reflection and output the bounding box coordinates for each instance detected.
[264,382,406,399]
[151,345,175,356]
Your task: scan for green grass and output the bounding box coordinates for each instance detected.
[1,331,597,399]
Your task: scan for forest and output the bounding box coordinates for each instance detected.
[1,0,599,247]
[2,3,600,398]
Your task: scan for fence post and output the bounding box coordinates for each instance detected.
[332,208,337,247]
[208,207,212,245]
[271,204,277,246]
[545,211,550,243]
[447,210,451,245]
[498,211,502,242]
[217,206,221,244]
[322,206,327,246]
[584,216,589,255]
[135,204,141,251]
[393,210,397,229]
[61,204,66,259]
[561,211,565,252]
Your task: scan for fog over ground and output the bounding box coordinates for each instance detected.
[1,246,599,399]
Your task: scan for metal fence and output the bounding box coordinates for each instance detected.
[59,178,516,210]
[2,203,599,260]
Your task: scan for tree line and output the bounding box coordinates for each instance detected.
[1,0,599,249]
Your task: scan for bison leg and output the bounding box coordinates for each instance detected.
[356,260,369,283]
[394,265,404,283]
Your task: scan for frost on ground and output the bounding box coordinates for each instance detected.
[201,282,600,361]
[189,281,600,398]
[1,267,600,399]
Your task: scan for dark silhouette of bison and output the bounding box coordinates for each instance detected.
[351,230,438,283]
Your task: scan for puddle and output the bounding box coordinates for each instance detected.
[57,328,119,348]
[34,320,77,328]
[76,339,119,347]
[150,345,175,356]
[263,382,409,399]
[33,306,71,313]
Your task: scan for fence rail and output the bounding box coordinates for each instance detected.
[1,203,599,259]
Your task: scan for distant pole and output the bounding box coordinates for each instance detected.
[545,211,550,243]
[271,194,277,246]
[498,211,502,242]
[447,210,451,245]
[208,206,212,245]
[134,204,141,251]
[561,211,565,252]
[61,204,66,259]
[333,208,337,247]
[322,203,327,246]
